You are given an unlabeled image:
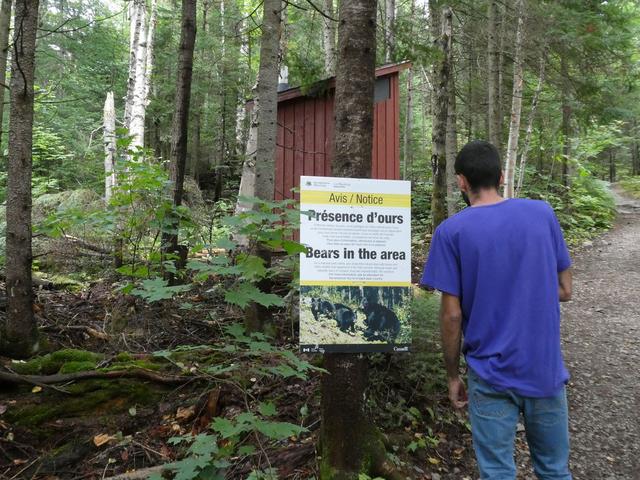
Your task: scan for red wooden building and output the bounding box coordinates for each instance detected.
[272,62,410,201]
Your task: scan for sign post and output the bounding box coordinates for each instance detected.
[299,176,412,353]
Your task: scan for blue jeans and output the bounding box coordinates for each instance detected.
[467,369,572,480]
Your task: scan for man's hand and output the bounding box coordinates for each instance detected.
[448,376,468,409]
[558,268,572,302]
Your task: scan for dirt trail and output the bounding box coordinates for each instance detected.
[560,185,640,479]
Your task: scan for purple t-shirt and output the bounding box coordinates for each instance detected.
[421,198,571,397]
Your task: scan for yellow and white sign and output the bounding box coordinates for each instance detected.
[299,176,411,353]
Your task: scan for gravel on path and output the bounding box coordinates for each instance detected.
[561,185,640,479]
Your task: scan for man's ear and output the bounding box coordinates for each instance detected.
[499,172,505,186]
[456,174,468,192]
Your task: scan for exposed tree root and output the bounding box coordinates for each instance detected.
[103,465,165,479]
[0,367,194,387]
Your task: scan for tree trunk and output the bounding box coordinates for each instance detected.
[445,30,457,216]
[496,2,505,147]
[162,0,197,281]
[0,0,13,147]
[278,0,288,89]
[516,46,546,197]
[384,0,395,63]
[236,0,281,332]
[403,67,413,180]
[190,108,201,181]
[104,92,116,203]
[609,149,616,183]
[430,7,452,230]
[236,0,281,216]
[254,0,280,200]
[2,0,40,359]
[503,0,524,199]
[320,0,385,478]
[321,0,336,76]
[487,0,500,149]
[561,53,571,187]
[128,0,156,153]
[124,0,144,131]
[143,0,157,108]
[402,0,415,180]
[631,121,639,176]
[428,0,440,117]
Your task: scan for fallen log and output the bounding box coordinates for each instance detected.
[61,234,111,255]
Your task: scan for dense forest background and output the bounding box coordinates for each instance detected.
[0,0,639,478]
[1,0,639,221]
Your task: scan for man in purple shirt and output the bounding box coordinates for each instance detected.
[421,141,573,479]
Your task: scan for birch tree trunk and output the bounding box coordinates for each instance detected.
[2,0,40,359]
[129,0,152,150]
[487,0,500,149]
[124,0,143,130]
[104,92,116,203]
[143,0,157,105]
[321,0,336,76]
[430,7,452,230]
[278,0,288,88]
[384,0,395,63]
[162,0,197,281]
[321,0,391,478]
[516,47,546,197]
[0,0,13,147]
[503,0,525,199]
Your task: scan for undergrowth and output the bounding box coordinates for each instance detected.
[620,176,640,198]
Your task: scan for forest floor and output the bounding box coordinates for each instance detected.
[1,186,639,480]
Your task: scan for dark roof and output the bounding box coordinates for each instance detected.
[247,61,411,106]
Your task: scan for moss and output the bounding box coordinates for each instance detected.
[59,361,98,374]
[6,379,161,427]
[106,359,163,371]
[11,349,103,375]
[115,352,134,362]
[36,273,87,292]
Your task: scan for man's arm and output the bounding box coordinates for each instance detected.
[558,268,572,302]
[440,293,467,409]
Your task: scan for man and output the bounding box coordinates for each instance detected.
[420,140,573,480]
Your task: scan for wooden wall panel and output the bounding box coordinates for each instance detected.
[273,69,404,201]
[275,108,285,200]
[304,98,315,177]
[283,103,294,200]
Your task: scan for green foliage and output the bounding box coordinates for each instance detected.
[148,324,320,480]
[620,176,640,198]
[131,278,192,302]
[520,169,616,246]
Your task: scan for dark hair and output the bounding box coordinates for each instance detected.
[454,140,502,192]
